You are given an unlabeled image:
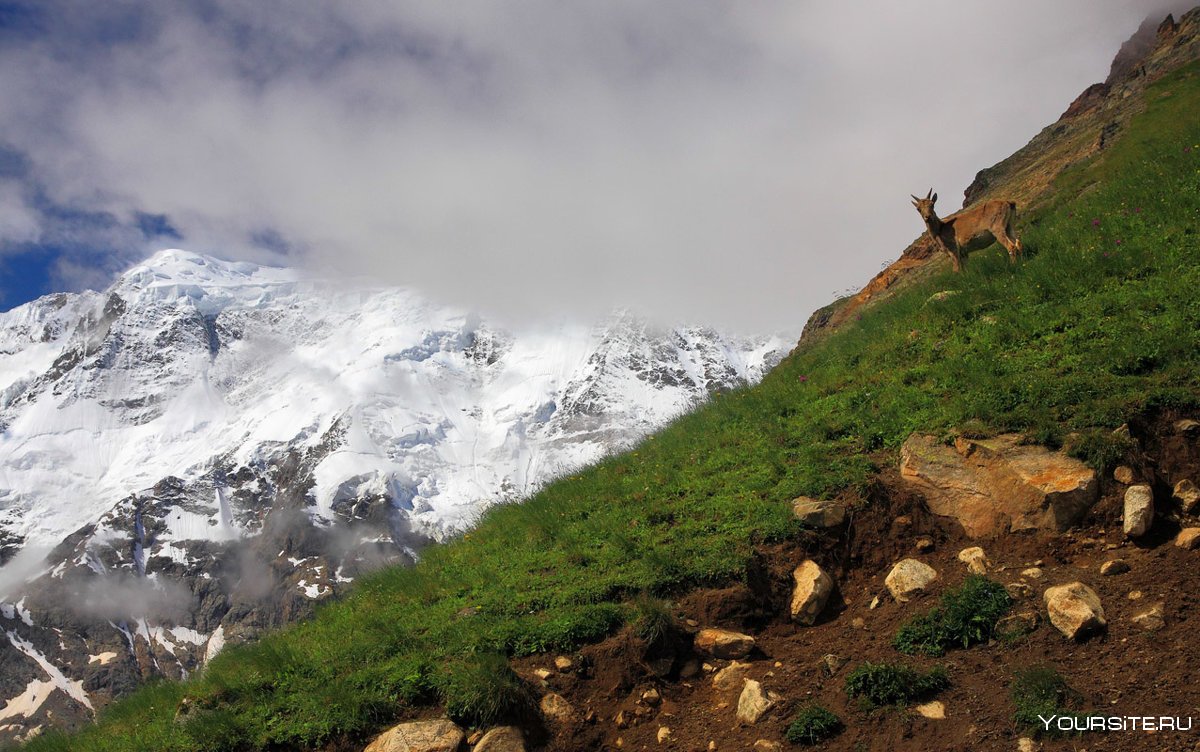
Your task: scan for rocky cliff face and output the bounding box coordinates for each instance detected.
[799,8,1200,345]
[0,249,789,741]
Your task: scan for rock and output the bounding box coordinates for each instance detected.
[553,656,574,672]
[1113,465,1135,484]
[1005,582,1033,599]
[694,628,755,659]
[915,700,945,719]
[540,693,577,725]
[850,617,866,630]
[614,711,629,729]
[927,290,960,303]
[957,546,990,574]
[1099,559,1130,575]
[1175,419,1200,436]
[678,660,699,679]
[534,668,552,680]
[818,654,847,676]
[1021,567,1043,579]
[792,498,847,528]
[1044,582,1107,640]
[736,680,774,724]
[474,727,526,752]
[753,741,783,752]
[1174,479,1200,513]
[641,688,661,706]
[1123,484,1154,537]
[868,595,880,609]
[712,661,752,692]
[885,559,938,602]
[1176,528,1200,549]
[915,536,935,552]
[1127,590,1143,600]
[1131,604,1165,631]
[656,726,671,744]
[899,433,1098,537]
[790,560,834,625]
[996,611,1039,637]
[364,719,465,752]
[1017,737,1039,752]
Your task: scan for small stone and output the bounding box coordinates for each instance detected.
[614,711,629,729]
[707,742,717,752]
[915,536,935,553]
[1017,737,1040,752]
[534,668,552,680]
[1113,465,1135,484]
[792,497,847,528]
[1099,559,1130,575]
[1174,479,1200,513]
[1021,567,1043,579]
[1127,590,1144,600]
[678,660,700,679]
[790,560,834,625]
[752,741,783,752]
[554,656,574,672]
[615,737,624,748]
[885,559,939,602]
[540,693,577,724]
[702,662,716,673]
[1131,604,1165,631]
[657,726,671,744]
[996,611,1039,637]
[868,595,880,610]
[712,662,752,692]
[634,705,652,718]
[851,617,866,630]
[1123,484,1154,538]
[736,680,774,724]
[817,654,847,676]
[1176,528,1200,549]
[694,628,755,659]
[467,730,483,746]
[957,546,990,574]
[474,726,526,752]
[893,515,913,528]
[1005,582,1033,599]
[1174,419,1200,436]
[915,700,945,719]
[642,688,662,706]
[685,619,699,627]
[1044,582,1107,640]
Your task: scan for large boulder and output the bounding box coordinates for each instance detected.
[1123,485,1154,538]
[364,719,465,752]
[694,628,755,659]
[885,559,938,602]
[790,560,834,625]
[899,434,1098,537]
[1043,583,1106,640]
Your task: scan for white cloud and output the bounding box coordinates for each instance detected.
[0,1,1188,327]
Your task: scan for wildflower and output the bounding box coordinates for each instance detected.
[1134,207,1143,213]
[1091,218,1101,226]
[1103,251,1112,258]
[798,375,809,383]
[1115,239,1122,245]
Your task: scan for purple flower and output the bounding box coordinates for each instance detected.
[1115,239,1122,245]
[1134,207,1143,213]
[798,375,809,383]
[1091,218,1101,226]
[1103,252,1112,258]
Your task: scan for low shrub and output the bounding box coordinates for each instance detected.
[844,662,949,709]
[1011,665,1088,736]
[893,575,1012,656]
[785,703,843,745]
[438,654,534,727]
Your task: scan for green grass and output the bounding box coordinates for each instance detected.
[785,704,843,745]
[843,662,949,709]
[1010,666,1090,737]
[19,60,1200,752]
[893,575,1012,656]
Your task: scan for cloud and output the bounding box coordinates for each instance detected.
[0,1,1189,328]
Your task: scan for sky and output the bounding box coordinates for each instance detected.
[0,1,1190,330]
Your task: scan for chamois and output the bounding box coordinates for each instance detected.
[911,189,1023,272]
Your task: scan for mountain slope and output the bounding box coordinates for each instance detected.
[0,250,786,740]
[18,9,1200,752]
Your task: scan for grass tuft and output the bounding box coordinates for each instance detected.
[785,704,843,745]
[893,575,1012,656]
[843,662,949,709]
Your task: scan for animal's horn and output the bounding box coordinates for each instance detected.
[925,187,933,199]
[911,194,920,201]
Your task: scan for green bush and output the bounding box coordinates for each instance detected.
[844,662,949,709]
[893,575,1012,656]
[1065,427,1137,470]
[1011,665,1089,737]
[785,704,843,745]
[631,594,676,645]
[438,654,534,727]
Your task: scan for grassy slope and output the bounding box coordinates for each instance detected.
[23,62,1200,752]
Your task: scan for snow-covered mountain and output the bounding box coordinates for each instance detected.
[0,249,788,739]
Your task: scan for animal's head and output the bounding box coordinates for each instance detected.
[910,188,938,222]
